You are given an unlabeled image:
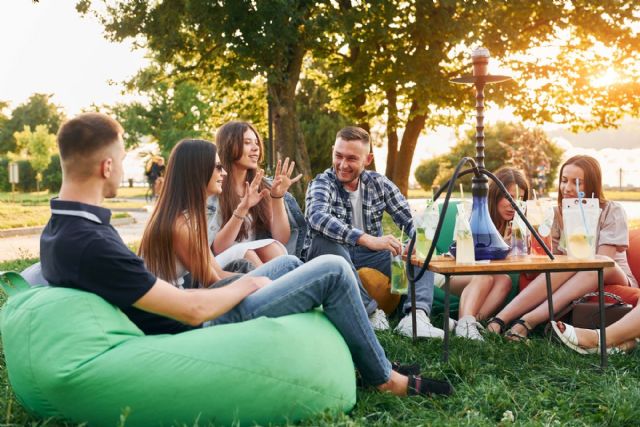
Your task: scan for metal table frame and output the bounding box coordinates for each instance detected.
[409,255,614,369]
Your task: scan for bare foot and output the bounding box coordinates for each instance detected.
[377,370,408,396]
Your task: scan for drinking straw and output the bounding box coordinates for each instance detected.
[459,183,464,200]
[399,226,405,255]
[532,188,538,200]
[576,178,590,234]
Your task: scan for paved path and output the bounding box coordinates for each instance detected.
[0,210,151,262]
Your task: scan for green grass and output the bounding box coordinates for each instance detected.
[2,254,640,426]
[0,188,143,229]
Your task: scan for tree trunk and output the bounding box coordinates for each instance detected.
[268,44,311,205]
[385,85,399,180]
[394,100,427,196]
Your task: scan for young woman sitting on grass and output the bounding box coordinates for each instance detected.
[489,155,637,340]
[210,121,302,267]
[451,167,529,340]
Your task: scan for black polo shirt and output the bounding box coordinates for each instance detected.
[40,198,194,335]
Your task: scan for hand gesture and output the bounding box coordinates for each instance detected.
[270,158,303,198]
[238,168,270,210]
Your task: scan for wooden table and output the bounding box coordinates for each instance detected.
[407,255,615,368]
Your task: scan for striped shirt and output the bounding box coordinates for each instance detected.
[304,168,415,248]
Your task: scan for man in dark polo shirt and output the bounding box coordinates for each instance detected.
[39,112,452,397]
[40,113,271,335]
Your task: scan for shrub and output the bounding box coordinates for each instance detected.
[414,157,441,191]
[42,154,61,192]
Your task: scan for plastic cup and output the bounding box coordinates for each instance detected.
[390,256,408,295]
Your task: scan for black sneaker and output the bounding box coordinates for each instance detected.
[407,375,454,396]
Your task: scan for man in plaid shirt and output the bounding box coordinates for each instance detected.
[304,126,445,338]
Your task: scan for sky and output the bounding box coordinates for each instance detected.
[0,0,148,115]
[1,0,638,185]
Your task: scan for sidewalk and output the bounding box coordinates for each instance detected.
[0,210,150,262]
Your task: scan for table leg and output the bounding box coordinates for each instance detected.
[411,275,417,341]
[545,271,554,339]
[597,268,607,369]
[443,274,451,363]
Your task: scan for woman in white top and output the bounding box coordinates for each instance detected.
[491,155,637,340]
[212,121,301,266]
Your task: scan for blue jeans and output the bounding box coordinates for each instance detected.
[306,235,435,316]
[209,255,392,385]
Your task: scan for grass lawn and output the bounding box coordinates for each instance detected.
[2,255,640,426]
[0,188,144,229]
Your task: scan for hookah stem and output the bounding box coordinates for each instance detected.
[482,169,555,260]
[406,156,478,284]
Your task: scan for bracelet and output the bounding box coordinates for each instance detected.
[232,211,246,220]
[270,193,284,199]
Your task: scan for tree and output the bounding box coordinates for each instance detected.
[414,122,563,193]
[12,125,58,192]
[297,78,350,177]
[78,0,337,201]
[0,94,65,153]
[324,0,640,195]
[108,65,269,160]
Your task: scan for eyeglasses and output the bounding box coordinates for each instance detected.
[215,163,224,171]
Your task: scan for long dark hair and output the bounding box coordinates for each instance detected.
[488,167,530,235]
[216,121,271,240]
[557,155,606,209]
[139,139,216,286]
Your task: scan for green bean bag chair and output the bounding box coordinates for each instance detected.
[0,272,356,426]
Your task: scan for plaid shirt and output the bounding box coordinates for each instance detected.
[304,168,415,248]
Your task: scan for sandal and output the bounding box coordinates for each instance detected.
[486,317,506,334]
[505,318,533,342]
[552,321,637,355]
[407,375,454,397]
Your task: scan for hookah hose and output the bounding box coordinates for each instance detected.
[406,156,478,284]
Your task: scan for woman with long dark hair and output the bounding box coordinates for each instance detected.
[139,139,242,287]
[210,121,302,266]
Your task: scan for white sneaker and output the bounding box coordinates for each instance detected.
[455,316,484,341]
[395,310,445,339]
[368,309,390,331]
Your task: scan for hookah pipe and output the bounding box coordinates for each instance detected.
[403,46,555,338]
[405,157,554,338]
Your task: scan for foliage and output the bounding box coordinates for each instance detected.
[42,154,62,193]
[80,0,342,202]
[319,0,640,195]
[297,78,350,177]
[12,125,57,191]
[415,122,563,192]
[110,65,268,157]
[414,159,441,192]
[0,94,65,154]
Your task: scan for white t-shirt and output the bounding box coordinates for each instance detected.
[347,183,365,231]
